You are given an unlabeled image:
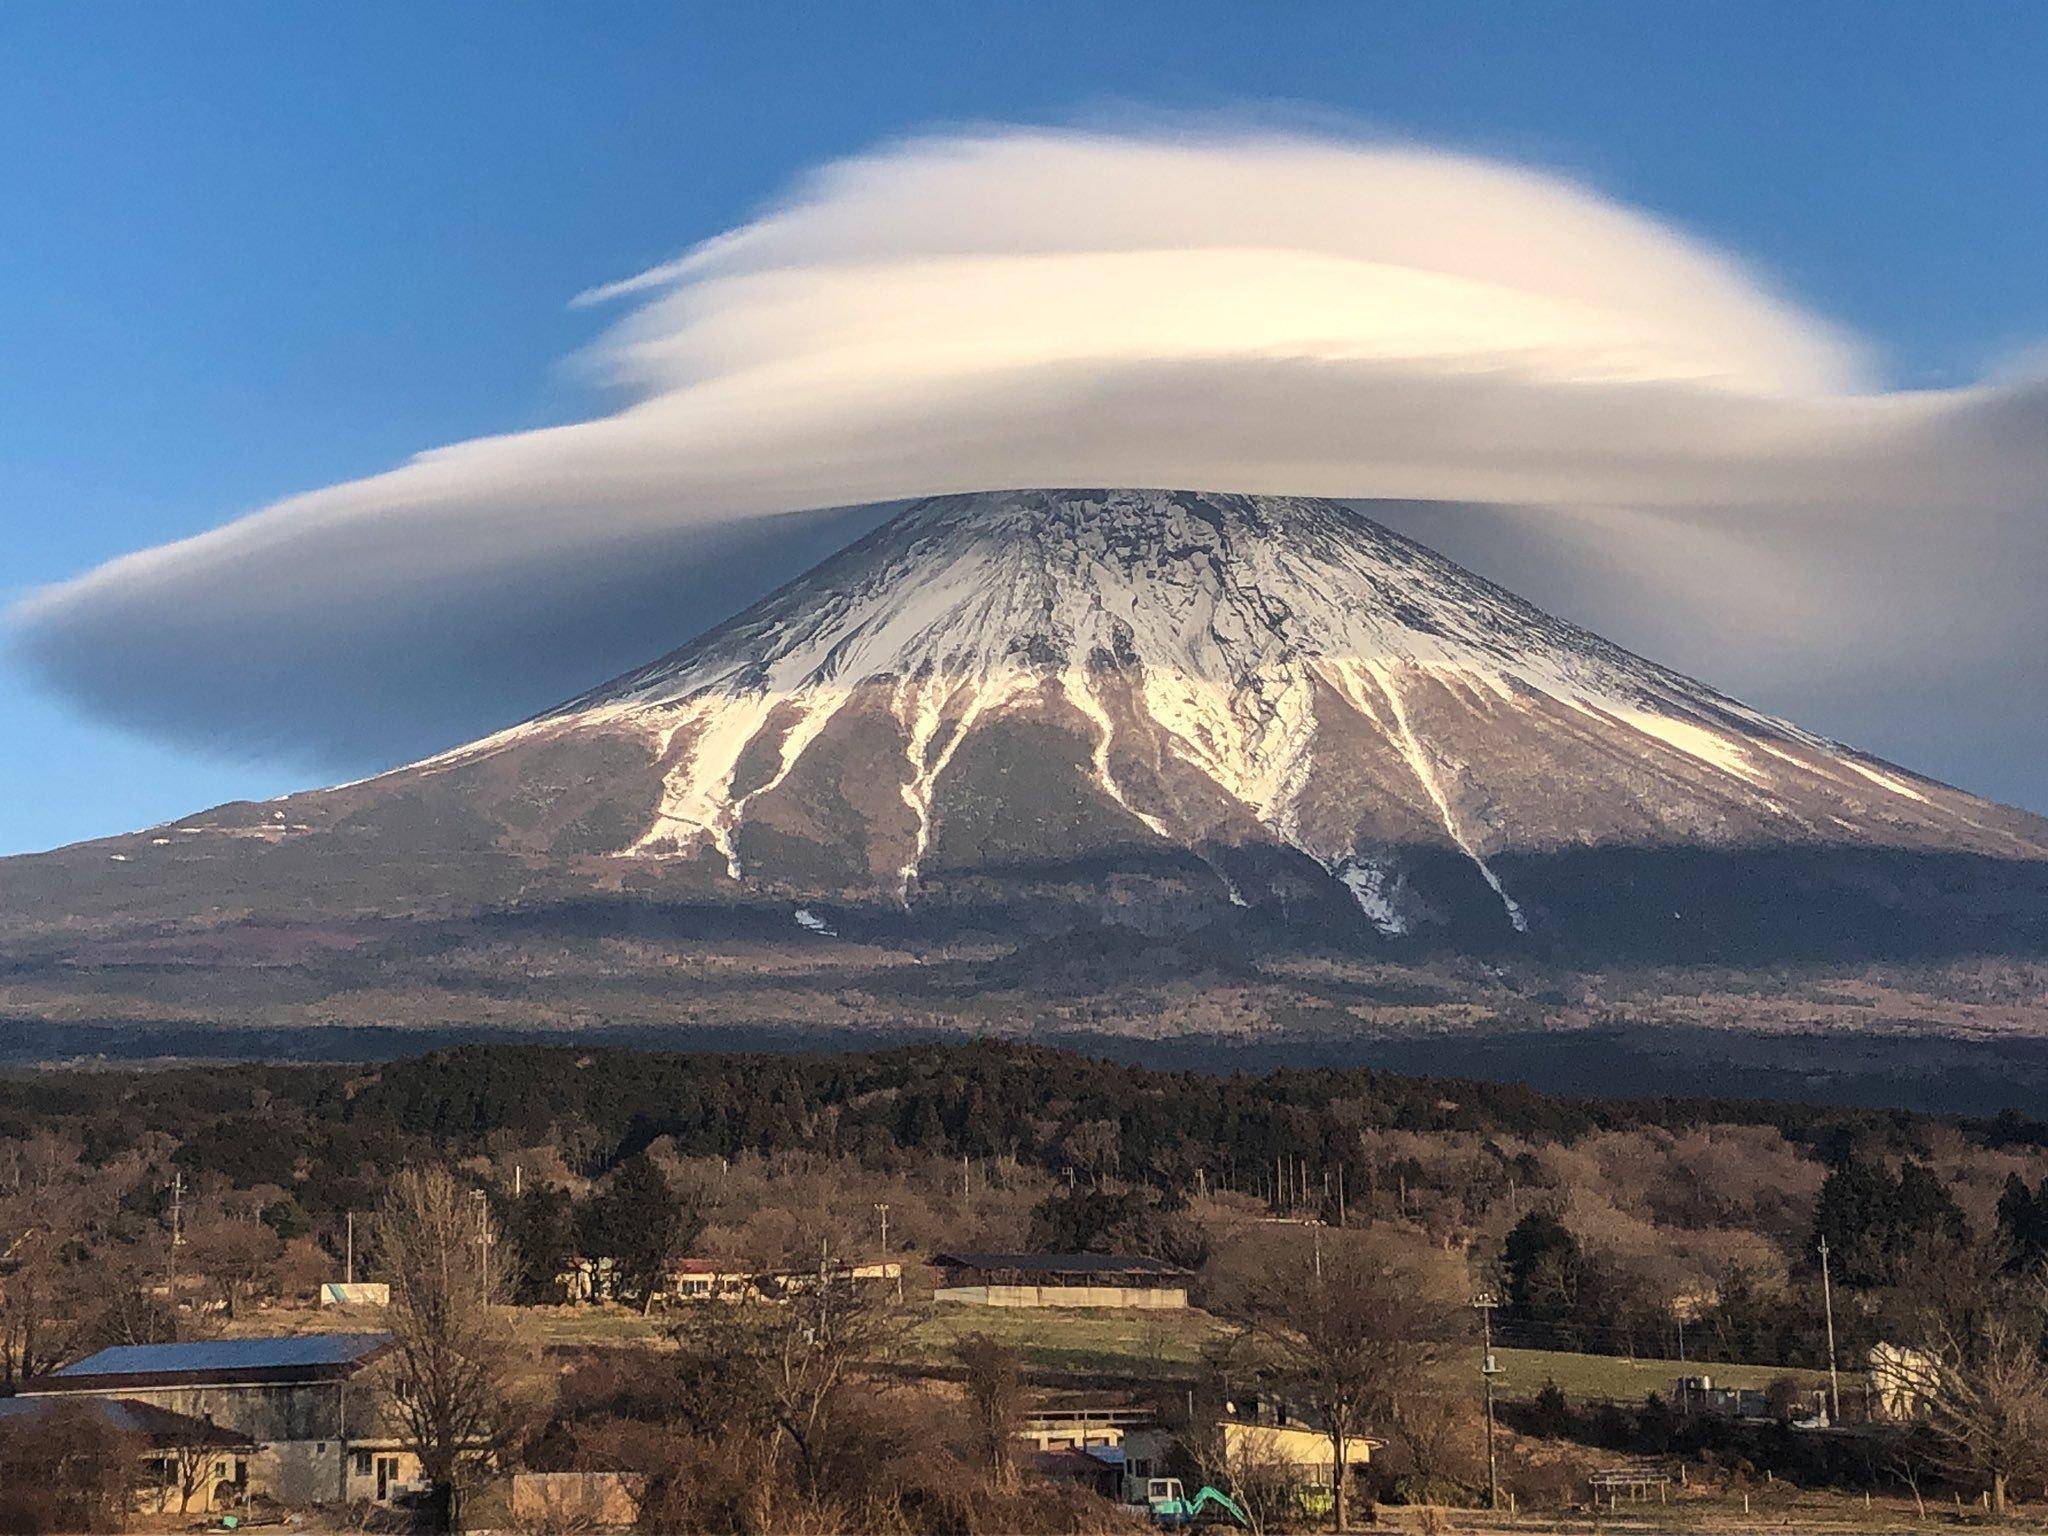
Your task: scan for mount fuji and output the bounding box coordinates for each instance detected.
[5,489,2046,1057]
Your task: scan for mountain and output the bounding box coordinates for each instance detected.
[7,489,2047,963]
[6,489,2048,1088]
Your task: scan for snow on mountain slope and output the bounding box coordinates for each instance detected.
[396,490,2046,936]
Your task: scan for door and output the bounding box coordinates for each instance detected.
[376,1456,400,1501]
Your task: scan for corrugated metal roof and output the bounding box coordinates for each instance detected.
[49,1331,392,1379]
[933,1251,1191,1277]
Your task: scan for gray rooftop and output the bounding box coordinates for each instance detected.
[933,1251,1191,1278]
[0,1394,255,1446]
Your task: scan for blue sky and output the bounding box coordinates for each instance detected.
[5,2,2048,855]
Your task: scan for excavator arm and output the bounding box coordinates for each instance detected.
[1187,1486,1251,1527]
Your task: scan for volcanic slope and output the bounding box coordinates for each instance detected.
[8,490,2046,962]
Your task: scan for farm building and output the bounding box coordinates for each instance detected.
[17,1332,418,1507]
[1215,1416,1381,1487]
[0,1394,257,1515]
[556,1255,902,1305]
[932,1252,1190,1309]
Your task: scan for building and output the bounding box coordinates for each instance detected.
[0,1394,257,1515]
[1869,1343,1938,1421]
[18,1332,418,1507]
[556,1255,903,1306]
[1673,1373,1826,1423]
[1019,1392,1157,1452]
[318,1282,390,1307]
[1027,1444,1126,1500]
[932,1252,1191,1309]
[510,1471,646,1529]
[1214,1416,1381,1488]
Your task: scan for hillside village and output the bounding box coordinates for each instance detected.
[6,1044,2048,1532]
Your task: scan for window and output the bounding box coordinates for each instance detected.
[355,1450,373,1476]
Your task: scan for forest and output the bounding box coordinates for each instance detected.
[7,1040,2048,1382]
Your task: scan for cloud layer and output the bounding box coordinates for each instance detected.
[11,127,2046,807]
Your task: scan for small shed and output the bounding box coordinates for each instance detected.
[932,1252,1191,1309]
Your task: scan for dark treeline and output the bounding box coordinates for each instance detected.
[4,1040,2046,1224]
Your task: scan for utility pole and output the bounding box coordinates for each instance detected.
[874,1202,889,1253]
[1818,1236,1841,1424]
[166,1171,185,1291]
[345,1211,355,1285]
[471,1189,492,1306]
[1475,1295,1502,1510]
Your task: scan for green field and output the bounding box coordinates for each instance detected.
[304,1300,1825,1400]
[904,1306,1826,1400]
[910,1302,1227,1376]
[1489,1345,1824,1403]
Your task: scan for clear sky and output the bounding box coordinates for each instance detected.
[5,2,2047,855]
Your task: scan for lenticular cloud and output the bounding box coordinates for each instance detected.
[10,126,2047,804]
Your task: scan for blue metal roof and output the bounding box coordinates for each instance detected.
[50,1331,392,1379]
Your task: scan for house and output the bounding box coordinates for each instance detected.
[556,1256,903,1306]
[556,1255,621,1304]
[932,1252,1191,1309]
[0,1394,257,1515]
[18,1332,418,1507]
[1214,1416,1381,1488]
[662,1257,903,1303]
[1012,1393,1181,1501]
[1869,1343,1938,1421]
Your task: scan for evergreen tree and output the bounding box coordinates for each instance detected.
[1812,1158,1970,1289]
[1502,1209,1581,1330]
[501,1185,577,1304]
[581,1155,698,1312]
[1996,1174,2048,1272]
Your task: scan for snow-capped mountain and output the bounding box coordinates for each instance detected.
[9,489,2046,957]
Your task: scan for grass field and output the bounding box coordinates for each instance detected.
[1489,1345,1824,1402]
[277,1300,1825,1400]
[909,1302,1225,1376]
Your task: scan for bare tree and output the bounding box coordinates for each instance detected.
[376,1166,538,1531]
[1229,1229,1467,1532]
[0,1400,139,1533]
[1910,1295,2048,1517]
[182,1216,283,1320]
[1182,1411,1300,1536]
[666,1267,908,1499]
[955,1332,1025,1490]
[0,1142,106,1387]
